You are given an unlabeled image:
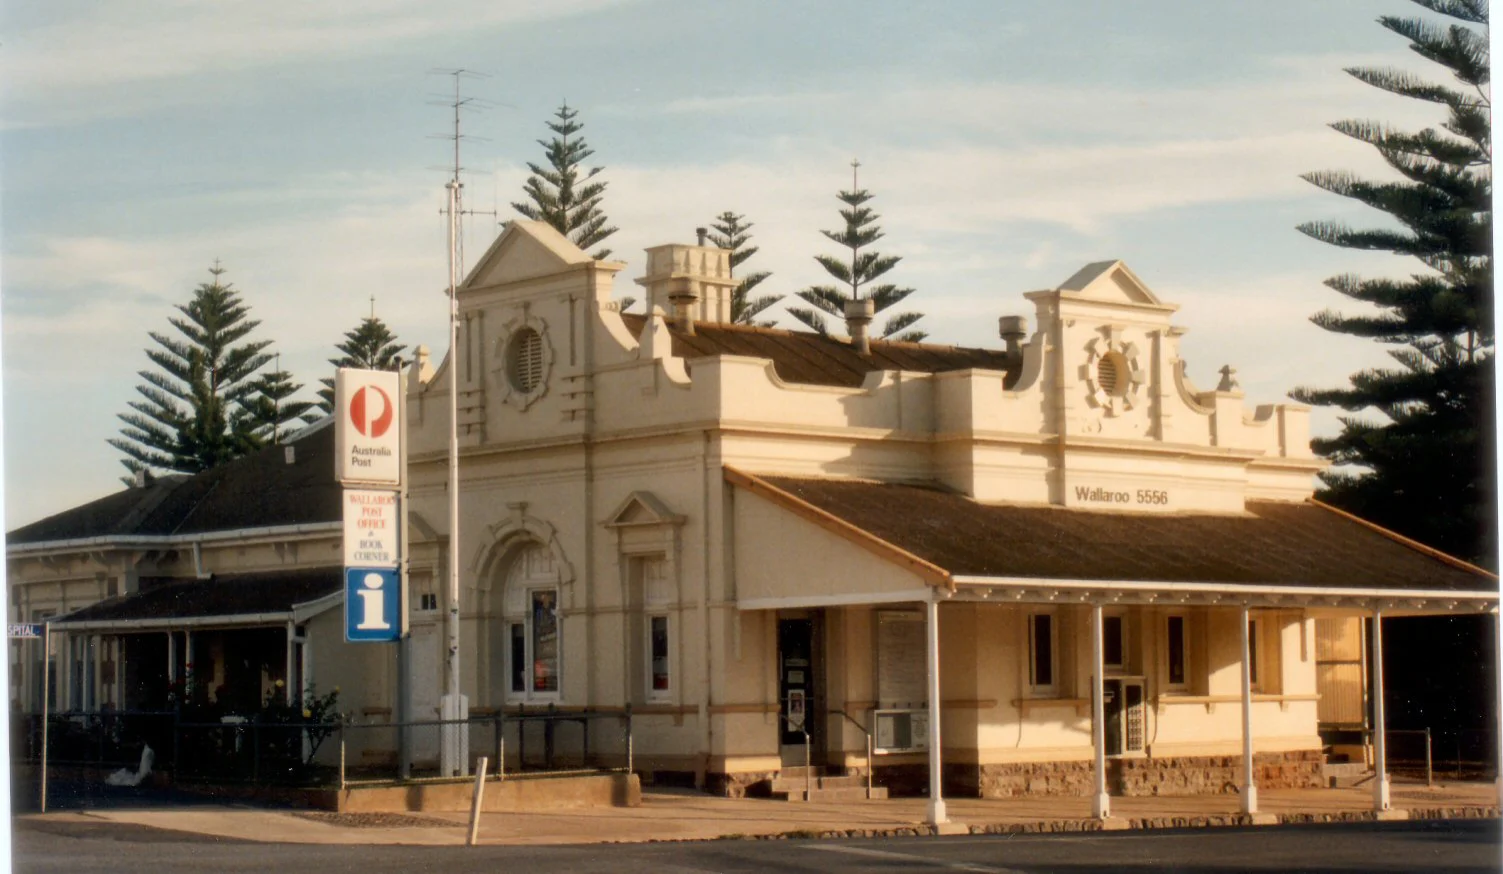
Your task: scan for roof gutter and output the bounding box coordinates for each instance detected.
[949,575,1499,606]
[7,521,341,558]
[51,590,342,633]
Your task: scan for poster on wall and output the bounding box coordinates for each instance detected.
[787,689,806,732]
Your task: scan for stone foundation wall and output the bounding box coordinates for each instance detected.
[953,750,1321,799]
[970,760,1097,798]
[1114,750,1323,796]
[708,750,1321,799]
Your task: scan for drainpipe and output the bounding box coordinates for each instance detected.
[192,541,209,579]
[284,621,296,706]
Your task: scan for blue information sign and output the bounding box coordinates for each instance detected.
[345,567,402,642]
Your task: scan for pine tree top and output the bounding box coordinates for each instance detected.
[512,101,618,259]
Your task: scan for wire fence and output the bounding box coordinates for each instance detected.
[12,704,635,793]
[1385,727,1498,781]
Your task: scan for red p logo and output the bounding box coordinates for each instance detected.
[349,386,394,438]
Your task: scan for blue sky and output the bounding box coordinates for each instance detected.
[0,0,1467,527]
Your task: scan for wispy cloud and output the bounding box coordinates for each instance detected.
[2,0,633,127]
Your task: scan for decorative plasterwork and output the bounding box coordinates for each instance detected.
[494,309,554,411]
[1084,327,1145,417]
[604,491,686,529]
[468,501,576,590]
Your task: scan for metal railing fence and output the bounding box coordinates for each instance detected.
[339,704,634,787]
[15,705,633,801]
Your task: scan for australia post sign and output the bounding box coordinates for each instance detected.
[334,368,401,486]
[337,368,404,643]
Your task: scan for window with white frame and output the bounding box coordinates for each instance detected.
[1028,611,1057,695]
[503,544,561,699]
[1164,613,1190,691]
[638,556,672,700]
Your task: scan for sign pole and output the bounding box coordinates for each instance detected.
[39,620,49,813]
[441,172,467,777]
[398,361,412,780]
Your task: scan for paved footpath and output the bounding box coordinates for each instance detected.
[20,781,1500,847]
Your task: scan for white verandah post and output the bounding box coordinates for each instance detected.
[1091,602,1109,819]
[1372,607,1390,811]
[1240,605,1257,815]
[925,596,947,826]
[1495,610,1503,809]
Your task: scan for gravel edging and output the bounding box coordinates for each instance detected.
[289,811,457,829]
[682,805,1501,843]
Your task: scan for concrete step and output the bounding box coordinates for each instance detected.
[1322,761,1373,788]
[769,774,869,791]
[772,785,889,802]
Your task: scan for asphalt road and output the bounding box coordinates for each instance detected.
[12,818,1501,874]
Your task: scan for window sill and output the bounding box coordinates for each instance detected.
[1153,693,1317,714]
[1012,697,1090,717]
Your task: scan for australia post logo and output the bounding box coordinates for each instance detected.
[334,368,401,486]
[349,385,394,438]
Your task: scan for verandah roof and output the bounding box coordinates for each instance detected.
[51,568,342,631]
[727,468,1498,611]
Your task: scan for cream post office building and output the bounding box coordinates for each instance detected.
[397,221,1498,819]
[10,220,1498,822]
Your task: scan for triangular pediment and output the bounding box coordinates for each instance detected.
[1056,260,1165,307]
[461,220,595,290]
[604,491,685,528]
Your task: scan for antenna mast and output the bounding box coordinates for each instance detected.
[429,67,488,777]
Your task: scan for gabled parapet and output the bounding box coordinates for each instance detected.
[409,230,1322,514]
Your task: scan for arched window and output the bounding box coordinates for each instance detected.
[501,543,561,699]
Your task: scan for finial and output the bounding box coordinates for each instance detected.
[851,158,861,190]
[1217,365,1240,392]
[370,294,376,320]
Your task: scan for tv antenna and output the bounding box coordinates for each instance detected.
[427,66,492,778]
[427,69,504,277]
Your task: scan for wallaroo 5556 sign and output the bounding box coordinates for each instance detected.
[335,368,401,485]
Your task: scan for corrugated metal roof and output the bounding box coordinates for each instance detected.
[8,423,341,545]
[746,474,1496,592]
[54,568,342,626]
[619,314,1016,388]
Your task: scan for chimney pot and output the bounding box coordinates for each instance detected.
[667,277,699,335]
[999,315,1028,359]
[695,227,708,246]
[844,298,876,355]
